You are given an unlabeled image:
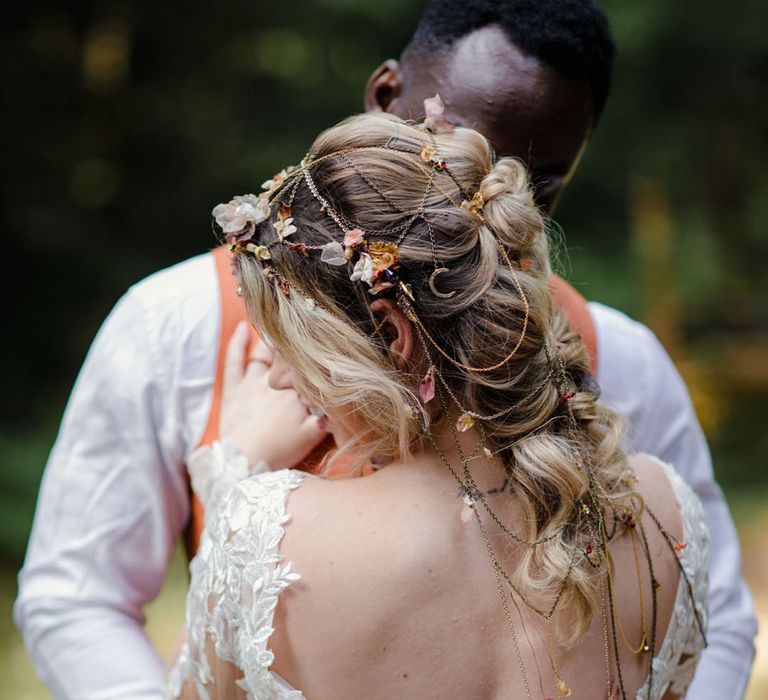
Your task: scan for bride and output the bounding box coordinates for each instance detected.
[168,111,708,699]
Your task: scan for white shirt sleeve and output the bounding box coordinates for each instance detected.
[14,254,219,699]
[591,302,758,699]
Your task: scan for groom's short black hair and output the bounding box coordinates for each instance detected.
[406,0,616,119]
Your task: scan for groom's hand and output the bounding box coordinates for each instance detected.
[221,321,328,468]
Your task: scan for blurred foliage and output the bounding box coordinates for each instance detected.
[1,0,767,563]
[564,0,768,326]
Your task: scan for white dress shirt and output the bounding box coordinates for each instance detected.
[14,252,757,699]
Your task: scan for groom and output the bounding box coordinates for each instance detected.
[16,1,756,698]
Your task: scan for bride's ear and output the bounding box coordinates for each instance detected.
[369,298,413,370]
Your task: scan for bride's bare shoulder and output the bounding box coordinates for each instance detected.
[625,453,686,543]
[280,466,440,568]
[269,469,440,681]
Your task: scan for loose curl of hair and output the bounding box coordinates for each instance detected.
[235,112,633,646]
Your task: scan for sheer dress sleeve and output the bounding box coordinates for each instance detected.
[167,466,306,700]
[636,460,710,700]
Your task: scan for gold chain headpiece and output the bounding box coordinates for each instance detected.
[211,96,534,430]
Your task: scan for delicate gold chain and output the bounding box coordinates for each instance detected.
[644,506,707,646]
[432,385,572,687]
[546,625,572,698]
[405,249,529,373]
[610,530,650,655]
[423,424,536,695]
[599,577,614,696]
[508,552,577,622]
[604,545,628,700]
[425,418,570,698]
[279,145,463,209]
[428,387,566,548]
[340,152,408,215]
[636,518,659,696]
[429,352,556,422]
[476,504,535,700]
[422,396,537,697]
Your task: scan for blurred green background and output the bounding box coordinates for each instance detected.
[1,0,766,696]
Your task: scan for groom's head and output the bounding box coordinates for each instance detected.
[364,0,615,212]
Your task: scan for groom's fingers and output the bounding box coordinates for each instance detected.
[245,339,272,379]
[299,415,330,452]
[223,321,249,391]
[251,338,273,366]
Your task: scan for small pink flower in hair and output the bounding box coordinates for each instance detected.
[423,94,454,134]
[344,227,365,249]
[419,366,436,404]
[344,227,365,259]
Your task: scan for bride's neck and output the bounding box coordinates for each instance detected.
[380,420,507,493]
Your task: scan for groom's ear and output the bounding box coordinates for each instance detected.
[369,298,413,370]
[364,59,403,114]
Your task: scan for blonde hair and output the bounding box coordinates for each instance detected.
[236,112,631,645]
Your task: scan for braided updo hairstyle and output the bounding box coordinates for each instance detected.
[235,112,630,645]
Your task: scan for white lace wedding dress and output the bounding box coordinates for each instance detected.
[166,440,708,700]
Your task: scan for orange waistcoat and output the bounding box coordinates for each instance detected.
[184,246,598,558]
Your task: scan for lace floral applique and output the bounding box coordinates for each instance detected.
[635,460,709,700]
[168,465,307,699]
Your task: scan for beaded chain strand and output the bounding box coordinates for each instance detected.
[426,386,576,699]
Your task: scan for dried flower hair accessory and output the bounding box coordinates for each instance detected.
[319,241,347,266]
[461,190,485,218]
[421,144,446,171]
[212,194,271,249]
[419,366,436,404]
[261,166,297,197]
[350,253,375,286]
[245,243,271,260]
[273,203,297,242]
[423,94,454,134]
[344,228,365,257]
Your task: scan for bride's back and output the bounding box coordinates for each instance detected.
[270,452,687,700]
[207,111,707,699]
